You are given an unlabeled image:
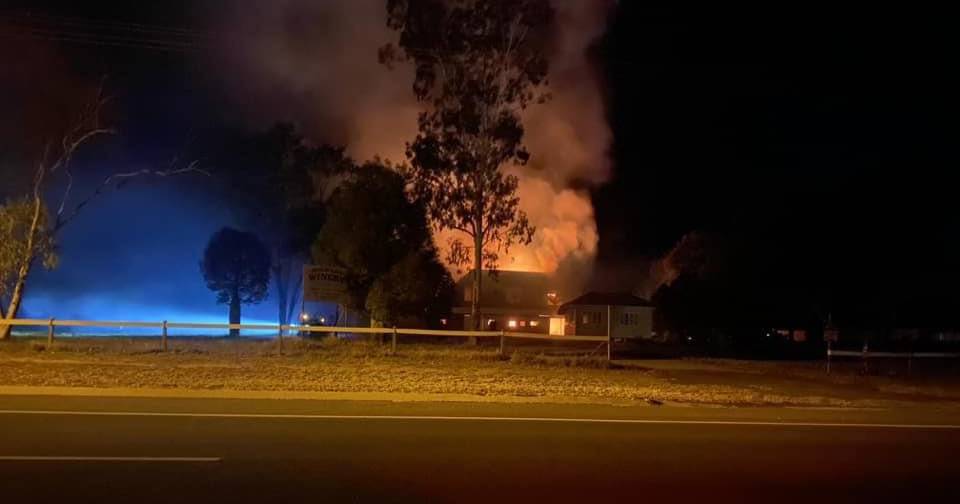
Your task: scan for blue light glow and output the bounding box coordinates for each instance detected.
[19,180,287,336]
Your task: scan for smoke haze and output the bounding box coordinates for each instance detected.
[208,0,616,282]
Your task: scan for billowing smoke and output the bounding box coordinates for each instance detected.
[207,1,418,161]
[207,0,615,283]
[635,231,724,299]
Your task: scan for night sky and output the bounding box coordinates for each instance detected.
[3,2,959,326]
[596,4,960,324]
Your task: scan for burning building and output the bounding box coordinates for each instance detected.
[453,270,567,334]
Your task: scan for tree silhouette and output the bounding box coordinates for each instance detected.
[381,0,552,328]
[312,162,435,313]
[201,227,271,337]
[212,124,350,330]
[366,249,454,328]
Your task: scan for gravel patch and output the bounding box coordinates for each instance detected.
[0,337,945,408]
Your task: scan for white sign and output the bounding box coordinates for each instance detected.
[303,265,348,303]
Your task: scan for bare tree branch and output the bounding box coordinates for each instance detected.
[50,80,116,177]
[53,159,210,232]
[52,81,116,220]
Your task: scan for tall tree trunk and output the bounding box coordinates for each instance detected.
[275,263,288,327]
[469,224,483,344]
[229,290,241,338]
[471,237,482,328]
[0,196,43,340]
[286,272,303,329]
[275,257,304,333]
[0,299,7,341]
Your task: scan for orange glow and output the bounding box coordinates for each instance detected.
[432,176,598,276]
[507,320,518,328]
[549,316,565,336]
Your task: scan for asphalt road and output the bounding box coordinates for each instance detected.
[1,395,959,503]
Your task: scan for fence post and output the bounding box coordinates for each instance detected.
[47,318,55,347]
[826,340,832,375]
[862,340,869,375]
[606,305,612,362]
[499,330,505,355]
[161,320,168,352]
[392,326,398,355]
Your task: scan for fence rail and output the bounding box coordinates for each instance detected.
[0,318,612,358]
[826,346,960,375]
[828,350,960,358]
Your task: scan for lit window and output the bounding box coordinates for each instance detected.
[582,314,589,324]
[529,320,539,327]
[508,320,518,328]
[519,320,526,327]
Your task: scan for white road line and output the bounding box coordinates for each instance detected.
[0,456,220,462]
[0,409,958,429]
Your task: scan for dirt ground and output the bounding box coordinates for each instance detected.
[1,336,958,408]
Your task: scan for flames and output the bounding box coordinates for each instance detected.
[499,176,598,273]
[431,176,598,276]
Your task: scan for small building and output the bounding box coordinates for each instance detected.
[558,292,654,339]
[453,270,565,333]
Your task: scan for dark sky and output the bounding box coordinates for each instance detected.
[3,2,960,324]
[595,4,960,322]
[598,4,959,255]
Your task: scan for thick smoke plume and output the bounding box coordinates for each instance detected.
[209,0,615,282]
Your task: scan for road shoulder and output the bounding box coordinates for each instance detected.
[2,388,960,427]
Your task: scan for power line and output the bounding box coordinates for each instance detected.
[1,10,211,38]
[5,27,205,49]
[0,31,201,53]
[0,10,213,53]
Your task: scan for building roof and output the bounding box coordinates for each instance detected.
[558,292,652,313]
[455,270,560,310]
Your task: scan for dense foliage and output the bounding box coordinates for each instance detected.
[0,198,57,315]
[213,123,351,327]
[313,162,452,326]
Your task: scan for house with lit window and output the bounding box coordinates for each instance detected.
[558,292,654,339]
[452,270,565,333]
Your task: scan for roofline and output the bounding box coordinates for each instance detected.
[557,303,654,314]
[452,307,557,316]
